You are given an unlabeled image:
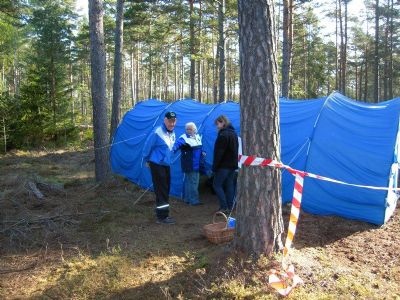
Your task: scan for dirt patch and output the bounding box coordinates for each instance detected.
[0,149,399,299]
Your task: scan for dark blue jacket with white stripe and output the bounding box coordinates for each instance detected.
[173,133,203,172]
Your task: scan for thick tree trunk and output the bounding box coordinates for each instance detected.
[89,0,110,182]
[236,0,284,256]
[110,0,124,141]
[218,0,225,102]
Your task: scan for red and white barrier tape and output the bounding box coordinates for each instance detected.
[238,154,400,191]
[268,264,303,297]
[283,173,304,257]
[239,154,398,296]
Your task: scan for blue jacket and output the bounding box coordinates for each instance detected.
[173,133,203,172]
[143,124,176,166]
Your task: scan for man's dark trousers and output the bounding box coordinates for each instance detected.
[149,162,170,220]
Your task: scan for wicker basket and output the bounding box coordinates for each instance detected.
[203,212,235,244]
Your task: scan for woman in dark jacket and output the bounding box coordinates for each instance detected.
[212,115,238,213]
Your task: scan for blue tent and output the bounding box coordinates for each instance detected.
[111,92,400,225]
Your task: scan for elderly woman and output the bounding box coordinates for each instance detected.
[173,122,204,206]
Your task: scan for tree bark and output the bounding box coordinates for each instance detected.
[89,0,110,182]
[341,0,348,95]
[338,0,344,93]
[281,0,293,98]
[198,0,202,102]
[110,0,124,141]
[2,117,6,153]
[218,0,225,102]
[189,0,196,99]
[236,0,284,256]
[388,0,393,99]
[374,0,379,102]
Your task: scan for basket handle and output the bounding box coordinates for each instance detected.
[213,211,228,225]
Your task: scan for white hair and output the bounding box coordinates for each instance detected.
[185,122,197,133]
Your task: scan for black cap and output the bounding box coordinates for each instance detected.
[165,111,177,119]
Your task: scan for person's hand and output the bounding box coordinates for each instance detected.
[202,151,206,157]
[145,162,150,168]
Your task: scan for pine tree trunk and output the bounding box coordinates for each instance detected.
[198,0,202,102]
[136,44,140,100]
[374,0,380,102]
[359,64,363,100]
[388,0,393,99]
[281,0,293,98]
[236,0,284,256]
[110,0,124,141]
[364,49,368,101]
[212,31,218,103]
[180,29,185,99]
[130,48,135,106]
[2,117,6,153]
[335,0,339,91]
[174,43,178,100]
[164,49,169,100]
[341,0,347,95]
[89,0,110,182]
[339,0,344,93]
[189,0,196,99]
[218,0,225,102]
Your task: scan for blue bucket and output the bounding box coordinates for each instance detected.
[227,217,236,228]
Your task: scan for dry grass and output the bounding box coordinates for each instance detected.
[0,149,399,299]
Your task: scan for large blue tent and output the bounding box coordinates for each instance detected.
[111,92,400,225]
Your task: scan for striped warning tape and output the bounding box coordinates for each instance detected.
[238,154,400,191]
[239,154,399,296]
[283,172,304,257]
[268,265,303,296]
[267,173,305,296]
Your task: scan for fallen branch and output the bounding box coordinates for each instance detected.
[26,181,44,200]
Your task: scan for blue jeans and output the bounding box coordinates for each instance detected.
[213,168,236,210]
[184,172,200,204]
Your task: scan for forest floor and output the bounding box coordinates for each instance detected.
[0,149,399,300]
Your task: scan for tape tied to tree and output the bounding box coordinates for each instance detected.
[239,154,400,296]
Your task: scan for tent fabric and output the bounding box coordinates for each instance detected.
[111,92,400,225]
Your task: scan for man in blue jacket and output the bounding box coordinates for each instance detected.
[143,111,177,224]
